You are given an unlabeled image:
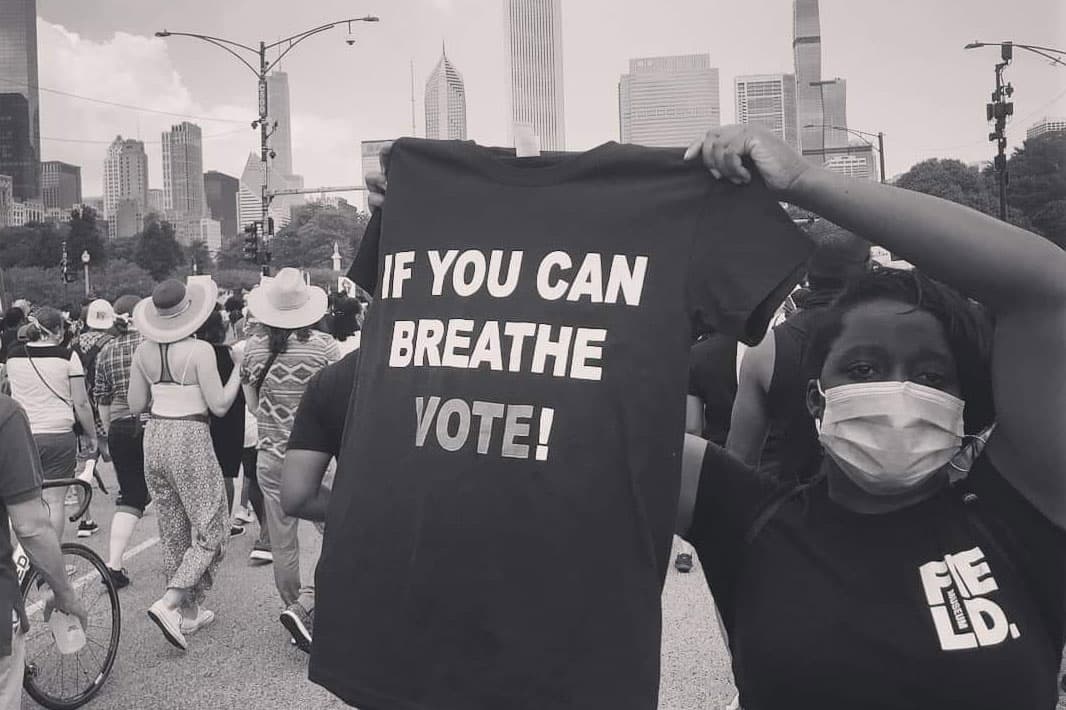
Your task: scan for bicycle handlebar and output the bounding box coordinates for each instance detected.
[40,479,93,523]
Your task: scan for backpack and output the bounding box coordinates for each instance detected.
[74,334,114,404]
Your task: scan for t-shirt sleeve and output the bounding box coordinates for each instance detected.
[0,402,44,503]
[686,178,810,346]
[348,209,382,295]
[966,454,1066,650]
[289,351,360,456]
[68,351,84,377]
[684,441,781,559]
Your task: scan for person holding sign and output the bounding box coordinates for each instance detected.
[677,125,1065,708]
[311,138,811,709]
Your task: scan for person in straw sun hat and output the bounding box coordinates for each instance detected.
[241,267,338,651]
[127,277,244,650]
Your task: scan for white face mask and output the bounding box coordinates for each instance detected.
[815,381,965,495]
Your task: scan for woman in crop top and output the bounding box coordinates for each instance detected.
[128,278,242,651]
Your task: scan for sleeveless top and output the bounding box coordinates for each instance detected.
[149,342,208,417]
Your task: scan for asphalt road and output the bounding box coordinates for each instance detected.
[19,460,1065,710]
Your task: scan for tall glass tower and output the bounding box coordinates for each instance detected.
[504,0,565,151]
[793,0,824,154]
[425,44,467,141]
[0,0,40,201]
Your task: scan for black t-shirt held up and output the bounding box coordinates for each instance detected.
[311,138,809,710]
[686,443,1066,710]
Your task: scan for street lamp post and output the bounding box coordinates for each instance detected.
[81,250,91,297]
[803,124,886,183]
[155,16,380,275]
[964,41,1065,221]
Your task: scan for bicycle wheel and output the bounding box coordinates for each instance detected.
[21,542,121,710]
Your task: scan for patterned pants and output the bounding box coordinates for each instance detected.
[144,419,228,605]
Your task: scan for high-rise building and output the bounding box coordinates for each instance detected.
[619,55,720,148]
[821,143,876,181]
[0,175,13,228]
[1027,117,1066,139]
[735,74,799,150]
[360,140,391,212]
[793,0,825,154]
[203,170,239,241]
[40,161,81,210]
[146,188,164,215]
[103,137,149,239]
[504,0,565,151]
[425,45,467,141]
[162,122,205,221]
[238,152,293,230]
[266,72,294,178]
[812,78,848,149]
[0,0,40,201]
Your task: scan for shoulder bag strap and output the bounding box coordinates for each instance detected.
[26,350,73,408]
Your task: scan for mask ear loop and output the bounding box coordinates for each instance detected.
[947,424,996,476]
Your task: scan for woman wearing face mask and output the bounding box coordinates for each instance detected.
[676,125,1066,709]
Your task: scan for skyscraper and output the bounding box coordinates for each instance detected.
[735,74,799,151]
[203,170,239,241]
[793,0,825,154]
[40,161,81,210]
[0,0,40,201]
[619,55,720,148]
[162,121,206,220]
[103,137,149,239]
[238,152,292,230]
[425,45,467,141]
[504,0,565,151]
[266,72,294,177]
[813,78,848,149]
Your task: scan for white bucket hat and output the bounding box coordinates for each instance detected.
[86,299,115,330]
[133,278,219,344]
[246,268,328,330]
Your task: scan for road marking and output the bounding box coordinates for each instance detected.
[25,537,161,616]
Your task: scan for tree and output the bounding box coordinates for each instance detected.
[268,201,369,270]
[1004,132,1066,248]
[895,158,1033,230]
[89,259,156,301]
[66,206,106,266]
[185,240,214,274]
[1,266,69,306]
[0,222,65,269]
[134,217,184,280]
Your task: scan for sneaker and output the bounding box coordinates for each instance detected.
[147,600,187,650]
[64,564,77,578]
[106,568,130,589]
[229,525,246,538]
[77,519,99,538]
[280,604,313,653]
[234,506,254,524]
[249,543,273,564]
[674,553,694,573]
[180,608,216,635]
[64,489,79,507]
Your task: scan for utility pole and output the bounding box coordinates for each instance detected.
[410,59,417,135]
[987,42,1014,221]
[876,132,886,184]
[257,42,274,276]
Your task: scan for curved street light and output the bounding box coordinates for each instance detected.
[803,124,886,183]
[154,17,380,274]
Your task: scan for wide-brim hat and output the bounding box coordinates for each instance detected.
[246,268,328,330]
[133,278,219,344]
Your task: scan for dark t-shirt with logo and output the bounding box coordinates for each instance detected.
[686,442,1066,710]
[311,138,809,710]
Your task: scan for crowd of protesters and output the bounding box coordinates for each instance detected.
[0,121,1062,710]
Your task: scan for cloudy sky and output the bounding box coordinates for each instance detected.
[32,0,1066,197]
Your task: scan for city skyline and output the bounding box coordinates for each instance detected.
[24,0,1066,196]
[0,0,41,201]
[734,74,799,151]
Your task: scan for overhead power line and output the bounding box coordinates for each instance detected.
[0,77,245,124]
[40,128,248,146]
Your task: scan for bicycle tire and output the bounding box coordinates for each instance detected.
[20,542,121,710]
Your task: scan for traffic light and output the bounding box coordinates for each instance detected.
[242,223,259,261]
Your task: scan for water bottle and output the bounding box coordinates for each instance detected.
[49,610,86,654]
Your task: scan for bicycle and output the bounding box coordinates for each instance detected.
[14,478,121,709]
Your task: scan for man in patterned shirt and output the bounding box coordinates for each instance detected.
[93,295,149,588]
[240,269,338,649]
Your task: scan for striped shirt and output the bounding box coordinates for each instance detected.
[241,330,339,458]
